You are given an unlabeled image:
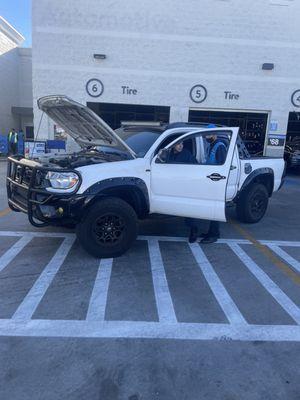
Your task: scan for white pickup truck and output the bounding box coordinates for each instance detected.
[7,96,285,257]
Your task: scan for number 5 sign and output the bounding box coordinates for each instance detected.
[291,90,300,108]
[86,79,104,98]
[190,85,208,104]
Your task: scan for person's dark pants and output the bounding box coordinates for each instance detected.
[185,218,198,229]
[185,218,220,237]
[208,221,220,237]
[12,143,17,155]
[9,143,17,155]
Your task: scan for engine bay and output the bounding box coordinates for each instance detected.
[36,148,130,169]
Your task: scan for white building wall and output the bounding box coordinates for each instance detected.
[32,0,300,155]
[18,48,33,108]
[0,39,19,135]
[0,17,33,137]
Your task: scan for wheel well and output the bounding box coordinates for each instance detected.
[251,173,274,196]
[98,186,149,218]
[237,171,274,201]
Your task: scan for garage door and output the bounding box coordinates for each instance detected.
[87,102,170,130]
[287,112,300,142]
[189,109,268,156]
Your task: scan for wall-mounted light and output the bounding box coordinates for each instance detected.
[93,54,106,60]
[262,63,274,71]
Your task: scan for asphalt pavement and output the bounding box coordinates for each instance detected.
[0,160,300,400]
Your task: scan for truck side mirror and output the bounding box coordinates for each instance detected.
[156,148,169,163]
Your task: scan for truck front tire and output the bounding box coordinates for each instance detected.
[236,183,269,224]
[76,197,138,258]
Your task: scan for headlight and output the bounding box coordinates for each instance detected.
[46,171,80,190]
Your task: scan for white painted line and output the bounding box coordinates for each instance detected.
[267,245,300,273]
[1,231,300,247]
[217,239,251,245]
[229,243,300,325]
[86,259,113,321]
[139,235,251,245]
[12,236,75,320]
[139,235,187,242]
[189,243,247,325]
[0,235,33,273]
[261,240,300,248]
[3,231,74,238]
[0,319,300,342]
[147,239,177,323]
[0,231,74,238]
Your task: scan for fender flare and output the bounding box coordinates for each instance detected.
[238,168,274,197]
[82,177,150,217]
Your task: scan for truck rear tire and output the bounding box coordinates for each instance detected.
[76,197,138,258]
[236,183,269,224]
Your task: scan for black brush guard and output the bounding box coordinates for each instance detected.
[6,156,82,227]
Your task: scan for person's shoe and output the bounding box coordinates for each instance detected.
[199,232,209,238]
[188,227,198,243]
[200,236,219,244]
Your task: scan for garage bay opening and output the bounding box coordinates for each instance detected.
[189,109,268,156]
[87,102,170,130]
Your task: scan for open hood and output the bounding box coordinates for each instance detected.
[38,95,136,158]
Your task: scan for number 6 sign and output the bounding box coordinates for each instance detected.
[86,79,104,98]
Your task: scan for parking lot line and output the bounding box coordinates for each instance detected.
[1,319,300,342]
[86,258,113,321]
[189,243,247,325]
[229,243,300,325]
[0,230,75,238]
[139,235,251,245]
[0,208,11,218]
[12,236,76,320]
[230,221,300,286]
[0,231,300,341]
[261,240,300,248]
[1,231,300,247]
[148,239,177,323]
[0,235,33,272]
[267,245,300,274]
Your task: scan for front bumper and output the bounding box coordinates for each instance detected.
[6,156,87,227]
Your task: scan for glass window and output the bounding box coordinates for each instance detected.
[115,128,161,157]
[163,131,231,166]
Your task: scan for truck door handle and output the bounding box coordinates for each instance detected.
[207,173,226,181]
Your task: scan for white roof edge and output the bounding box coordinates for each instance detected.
[0,16,25,45]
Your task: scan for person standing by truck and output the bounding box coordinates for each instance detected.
[18,129,24,155]
[7,128,18,156]
[189,133,228,244]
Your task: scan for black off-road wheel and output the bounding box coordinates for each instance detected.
[76,197,137,258]
[236,183,269,224]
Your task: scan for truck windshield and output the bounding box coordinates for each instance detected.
[115,128,162,157]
